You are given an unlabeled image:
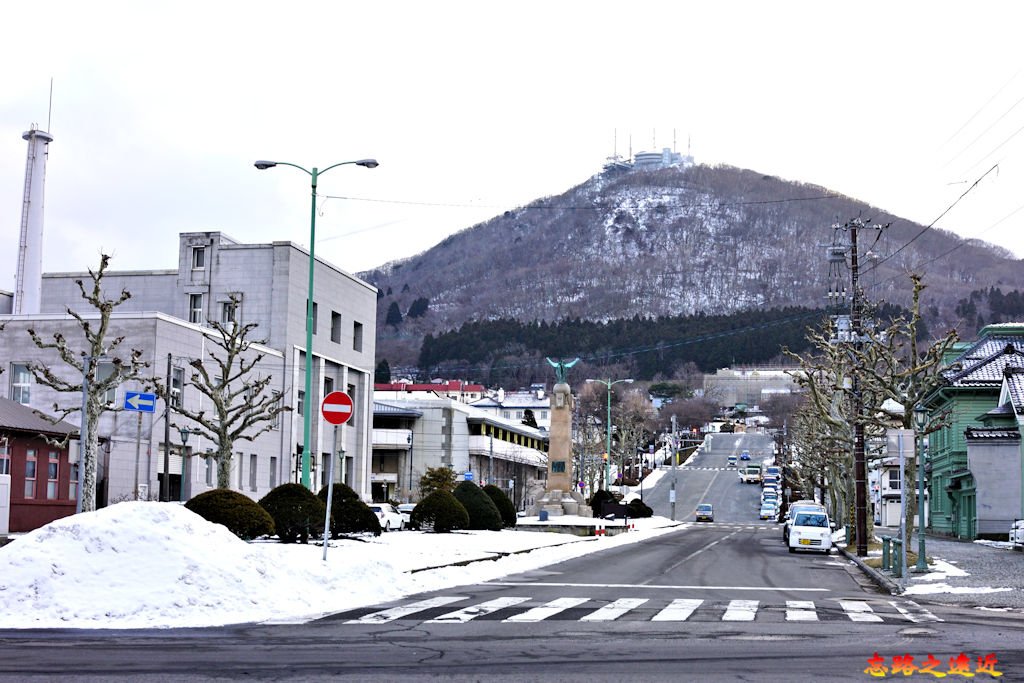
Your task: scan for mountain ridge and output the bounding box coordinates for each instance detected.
[361,164,1023,369]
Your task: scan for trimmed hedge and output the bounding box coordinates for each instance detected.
[317,483,381,537]
[184,488,275,540]
[259,483,326,544]
[410,490,469,533]
[589,489,616,516]
[626,498,654,518]
[483,484,517,528]
[453,481,503,531]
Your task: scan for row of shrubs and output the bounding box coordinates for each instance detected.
[184,480,518,543]
[588,489,654,518]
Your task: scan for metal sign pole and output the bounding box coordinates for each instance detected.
[322,425,338,561]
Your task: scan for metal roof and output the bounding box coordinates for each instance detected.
[944,343,1024,386]
[964,426,1020,441]
[373,401,423,418]
[0,397,78,436]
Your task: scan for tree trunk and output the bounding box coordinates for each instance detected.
[217,450,232,489]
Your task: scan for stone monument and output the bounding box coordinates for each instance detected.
[532,357,591,518]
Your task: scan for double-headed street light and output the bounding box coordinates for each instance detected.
[255,158,378,489]
[585,378,633,490]
[913,403,929,572]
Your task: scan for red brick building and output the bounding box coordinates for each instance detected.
[0,397,78,533]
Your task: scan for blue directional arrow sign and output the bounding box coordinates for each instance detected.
[124,391,157,413]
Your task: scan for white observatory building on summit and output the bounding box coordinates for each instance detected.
[13,126,53,315]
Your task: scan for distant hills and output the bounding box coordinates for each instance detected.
[361,164,1024,374]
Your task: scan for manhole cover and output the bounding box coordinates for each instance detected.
[899,627,938,637]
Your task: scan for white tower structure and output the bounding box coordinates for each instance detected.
[14,126,53,315]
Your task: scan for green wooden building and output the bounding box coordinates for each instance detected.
[921,323,1024,539]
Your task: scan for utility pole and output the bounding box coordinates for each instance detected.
[833,217,887,557]
[670,414,678,521]
[162,353,172,502]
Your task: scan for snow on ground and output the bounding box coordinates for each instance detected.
[0,501,682,630]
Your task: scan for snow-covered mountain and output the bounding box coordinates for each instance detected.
[361,164,1024,367]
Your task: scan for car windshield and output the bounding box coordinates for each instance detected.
[794,513,828,527]
[697,505,712,512]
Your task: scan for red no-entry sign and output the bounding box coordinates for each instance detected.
[321,391,354,425]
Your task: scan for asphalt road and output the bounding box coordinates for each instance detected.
[3,434,1023,681]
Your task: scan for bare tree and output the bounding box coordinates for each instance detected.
[25,254,148,512]
[155,303,291,488]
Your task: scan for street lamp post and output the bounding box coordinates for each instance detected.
[176,425,200,502]
[913,404,929,572]
[585,378,633,490]
[254,158,378,489]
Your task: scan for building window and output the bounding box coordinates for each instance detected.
[0,443,10,475]
[11,363,31,405]
[189,293,203,324]
[205,455,214,486]
[171,367,184,408]
[887,469,900,491]
[297,390,305,416]
[191,246,206,269]
[24,449,36,498]
[237,452,244,489]
[324,377,334,397]
[249,454,258,491]
[331,312,342,343]
[308,300,318,335]
[47,451,59,499]
[221,300,237,324]
[353,321,363,352]
[96,362,117,406]
[69,462,78,500]
[269,456,278,488]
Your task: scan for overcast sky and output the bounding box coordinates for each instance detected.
[3,1,1024,295]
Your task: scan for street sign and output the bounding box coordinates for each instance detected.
[321,391,354,425]
[124,391,157,413]
[464,471,474,481]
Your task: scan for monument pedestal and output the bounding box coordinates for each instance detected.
[532,379,592,518]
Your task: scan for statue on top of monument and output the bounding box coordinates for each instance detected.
[546,357,580,385]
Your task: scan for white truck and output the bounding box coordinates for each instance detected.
[739,464,762,484]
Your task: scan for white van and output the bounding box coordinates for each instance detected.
[787,510,834,554]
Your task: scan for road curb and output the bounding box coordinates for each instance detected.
[838,545,903,595]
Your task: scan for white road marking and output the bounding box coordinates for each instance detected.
[426,597,531,623]
[840,600,882,622]
[504,597,590,622]
[346,596,468,624]
[652,598,703,621]
[580,598,649,621]
[723,599,759,621]
[786,600,818,621]
[890,599,944,623]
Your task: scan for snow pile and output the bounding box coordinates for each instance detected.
[0,501,681,629]
[0,502,414,629]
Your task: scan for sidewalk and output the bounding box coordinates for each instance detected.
[842,527,1024,611]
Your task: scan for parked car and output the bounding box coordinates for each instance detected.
[1011,519,1024,551]
[397,503,417,529]
[759,503,779,521]
[369,503,405,531]
[783,502,826,542]
[695,503,714,522]
[788,510,834,554]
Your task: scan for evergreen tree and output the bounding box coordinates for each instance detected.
[375,359,392,384]
[385,301,403,326]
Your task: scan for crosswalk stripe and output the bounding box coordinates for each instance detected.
[786,600,818,621]
[651,598,703,621]
[427,597,530,623]
[840,600,882,622]
[890,599,943,623]
[504,597,590,622]
[346,596,468,624]
[723,599,759,621]
[581,598,649,621]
